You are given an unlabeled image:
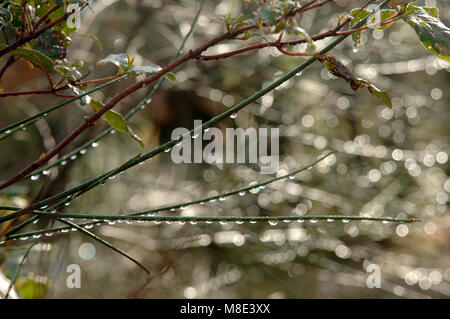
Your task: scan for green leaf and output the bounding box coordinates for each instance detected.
[165,72,176,82]
[350,8,371,49]
[0,44,54,73]
[90,100,144,148]
[314,53,392,108]
[368,9,397,30]
[403,5,450,62]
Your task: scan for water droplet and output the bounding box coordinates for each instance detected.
[209,199,216,203]
[85,225,94,229]
[249,182,260,194]
[199,202,205,205]
[61,229,69,233]
[42,170,50,176]
[31,175,39,181]
[219,197,226,201]
[110,129,116,134]
[165,221,173,225]
[70,155,77,160]
[164,147,171,152]
[109,175,116,180]
[126,221,133,225]
[180,206,187,210]
[352,45,359,53]
[140,105,146,110]
[297,220,305,223]
[249,221,257,224]
[230,113,237,119]
[260,185,266,189]
[5,130,11,134]
[283,219,291,223]
[108,221,116,225]
[189,221,197,225]
[289,175,296,180]
[91,142,99,148]
[342,219,350,223]
[20,236,29,241]
[64,202,70,206]
[40,205,48,209]
[33,219,39,224]
[170,208,176,212]
[327,218,335,223]
[206,221,213,224]
[310,219,318,224]
[60,160,67,166]
[296,71,303,76]
[145,98,152,104]
[178,221,186,225]
[45,232,54,237]
[219,221,228,225]
[268,220,278,226]
[382,220,390,224]
[175,142,182,147]
[80,149,87,154]
[33,234,41,239]
[235,221,244,224]
[204,128,210,133]
[192,133,199,139]
[307,165,313,170]
[239,191,246,196]
[154,221,161,225]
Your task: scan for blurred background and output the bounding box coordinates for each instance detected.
[0,0,449,298]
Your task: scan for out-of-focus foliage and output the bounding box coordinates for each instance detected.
[0,0,449,299]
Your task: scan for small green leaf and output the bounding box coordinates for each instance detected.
[403,5,450,62]
[368,9,397,30]
[165,72,177,82]
[0,44,54,73]
[315,53,392,108]
[368,86,392,109]
[90,100,144,148]
[350,8,371,49]
[127,126,144,148]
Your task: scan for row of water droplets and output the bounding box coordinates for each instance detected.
[2,216,364,244]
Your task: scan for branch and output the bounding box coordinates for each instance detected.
[0,1,319,190]
[0,0,389,195]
